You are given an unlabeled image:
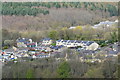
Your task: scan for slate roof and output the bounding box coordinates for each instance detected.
[4,48,14,52]
[76,40,82,43]
[93,21,116,28]
[82,41,88,44]
[27,42,36,45]
[63,40,68,42]
[86,41,94,46]
[42,38,52,41]
[57,40,62,42]
[17,38,29,42]
[50,45,63,49]
[69,40,75,43]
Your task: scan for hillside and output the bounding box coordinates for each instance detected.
[2,2,118,16]
[2,2,118,32]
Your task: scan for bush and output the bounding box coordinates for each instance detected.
[4,40,14,47]
[51,43,56,46]
[57,61,71,78]
[3,46,9,49]
[26,69,34,78]
[100,43,107,47]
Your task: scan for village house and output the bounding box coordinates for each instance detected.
[56,40,99,50]
[83,41,99,51]
[56,40,64,46]
[16,38,32,47]
[69,26,76,29]
[18,48,29,53]
[1,49,18,62]
[56,40,82,47]
[23,54,29,57]
[66,40,77,47]
[92,20,118,28]
[36,54,50,58]
[27,42,37,48]
[41,38,53,46]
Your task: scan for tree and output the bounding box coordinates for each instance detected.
[4,40,14,47]
[102,60,117,78]
[2,29,10,41]
[82,26,95,40]
[57,61,71,78]
[55,3,61,8]
[48,30,58,40]
[83,67,104,78]
[26,68,34,78]
[110,31,118,42]
[73,26,83,40]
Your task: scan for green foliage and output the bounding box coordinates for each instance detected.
[97,40,109,47]
[2,29,21,40]
[84,68,104,78]
[77,46,82,48]
[2,58,118,78]
[2,46,9,49]
[48,30,58,40]
[118,65,120,78]
[2,2,49,16]
[4,40,14,47]
[26,69,34,78]
[106,4,118,16]
[100,43,108,47]
[54,3,61,8]
[118,28,120,42]
[51,43,56,46]
[102,60,117,78]
[110,31,118,42]
[2,2,118,16]
[2,29,21,46]
[57,61,71,78]
[75,52,80,55]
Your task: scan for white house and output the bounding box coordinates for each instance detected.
[16,38,32,47]
[66,40,77,47]
[56,40,64,46]
[26,42,38,48]
[56,40,81,47]
[92,20,116,28]
[56,40,99,50]
[41,38,53,45]
[69,26,76,29]
[85,41,99,50]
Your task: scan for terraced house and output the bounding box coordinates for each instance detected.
[41,38,53,46]
[56,40,99,50]
[16,38,38,48]
[16,38,32,47]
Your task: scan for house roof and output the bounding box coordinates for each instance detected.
[93,21,116,28]
[57,40,62,42]
[17,38,29,42]
[63,40,68,42]
[76,40,82,43]
[68,40,75,43]
[4,48,14,52]
[27,42,36,45]
[86,41,94,46]
[82,41,88,44]
[18,47,28,50]
[50,45,63,49]
[42,38,52,41]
